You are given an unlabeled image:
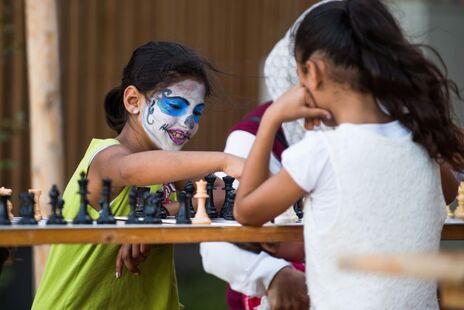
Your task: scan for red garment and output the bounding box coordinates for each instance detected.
[230,101,288,161]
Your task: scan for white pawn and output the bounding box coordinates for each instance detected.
[192,180,211,224]
[0,187,14,220]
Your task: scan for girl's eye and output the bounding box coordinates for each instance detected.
[169,104,182,110]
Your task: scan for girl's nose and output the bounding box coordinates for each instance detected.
[184,115,195,129]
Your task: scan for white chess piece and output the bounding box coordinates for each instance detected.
[192,180,212,224]
[0,187,14,219]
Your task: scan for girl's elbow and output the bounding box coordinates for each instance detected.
[234,208,263,227]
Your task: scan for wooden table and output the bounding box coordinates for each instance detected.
[0,221,462,246]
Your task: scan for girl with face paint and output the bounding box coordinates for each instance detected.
[32,42,244,310]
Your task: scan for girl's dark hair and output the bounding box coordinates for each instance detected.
[294,0,464,171]
[104,41,213,133]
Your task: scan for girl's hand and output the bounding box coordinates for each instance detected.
[115,244,151,278]
[266,85,331,129]
[222,154,245,180]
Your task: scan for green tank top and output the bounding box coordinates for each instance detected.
[32,139,180,310]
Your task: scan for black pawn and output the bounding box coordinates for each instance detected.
[97,179,116,224]
[127,187,140,224]
[143,194,162,224]
[293,199,304,220]
[0,195,11,225]
[18,192,37,225]
[204,174,218,219]
[73,172,93,225]
[222,190,236,220]
[176,191,191,224]
[155,189,168,219]
[56,198,66,224]
[184,181,195,218]
[47,185,66,225]
[221,176,235,218]
[135,187,150,218]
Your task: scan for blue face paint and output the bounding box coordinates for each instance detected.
[157,96,190,117]
[193,104,205,123]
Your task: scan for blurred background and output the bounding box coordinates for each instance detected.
[0,0,463,309]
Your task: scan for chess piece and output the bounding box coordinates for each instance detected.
[221,176,235,218]
[176,191,191,224]
[28,189,43,221]
[143,193,162,224]
[97,178,116,224]
[47,185,66,225]
[73,172,93,224]
[0,187,14,220]
[456,182,464,220]
[204,174,218,219]
[293,199,304,220]
[192,180,211,224]
[18,192,37,225]
[0,194,11,225]
[221,190,236,220]
[127,187,140,224]
[184,181,196,218]
[155,189,168,219]
[135,187,150,218]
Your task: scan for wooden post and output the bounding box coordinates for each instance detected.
[25,0,64,291]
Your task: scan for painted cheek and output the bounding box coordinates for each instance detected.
[184,115,195,129]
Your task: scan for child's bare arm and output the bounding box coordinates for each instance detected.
[440,162,459,204]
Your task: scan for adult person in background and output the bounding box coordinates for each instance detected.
[200,3,317,309]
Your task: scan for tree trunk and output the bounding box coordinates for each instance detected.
[25,0,64,292]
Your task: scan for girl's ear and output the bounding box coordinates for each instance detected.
[123,85,143,115]
[303,58,326,92]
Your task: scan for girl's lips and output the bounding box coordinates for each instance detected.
[167,129,190,145]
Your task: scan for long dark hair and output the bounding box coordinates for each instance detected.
[294,0,464,171]
[104,41,213,133]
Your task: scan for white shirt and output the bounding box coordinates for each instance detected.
[282,121,410,231]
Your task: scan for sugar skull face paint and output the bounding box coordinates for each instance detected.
[142,79,206,151]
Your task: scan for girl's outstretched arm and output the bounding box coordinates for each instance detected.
[91,148,243,187]
[235,86,330,226]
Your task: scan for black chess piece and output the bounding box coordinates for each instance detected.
[155,189,168,219]
[73,172,93,225]
[293,199,304,220]
[143,193,162,224]
[127,187,140,224]
[47,185,66,225]
[18,192,37,225]
[183,181,195,218]
[135,187,150,218]
[97,179,116,224]
[176,191,191,224]
[222,190,236,220]
[221,176,235,218]
[204,174,218,219]
[0,194,11,225]
[56,198,66,223]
